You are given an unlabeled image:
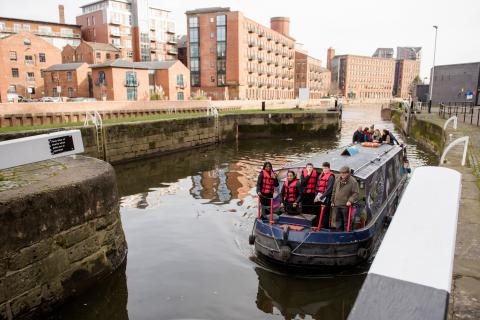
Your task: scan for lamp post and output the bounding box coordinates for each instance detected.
[428,25,438,113]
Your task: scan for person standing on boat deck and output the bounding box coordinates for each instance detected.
[363,127,372,142]
[281,171,302,215]
[300,163,318,214]
[331,166,359,231]
[314,162,335,228]
[256,162,279,216]
[352,126,365,143]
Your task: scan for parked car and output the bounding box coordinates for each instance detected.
[66,97,97,102]
[40,97,62,103]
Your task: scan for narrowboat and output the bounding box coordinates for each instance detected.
[249,143,409,268]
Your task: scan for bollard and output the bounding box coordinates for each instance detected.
[261,101,266,111]
[428,99,432,113]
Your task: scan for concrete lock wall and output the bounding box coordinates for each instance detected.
[0,156,127,319]
[0,112,340,164]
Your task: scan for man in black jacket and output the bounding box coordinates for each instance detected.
[352,126,365,143]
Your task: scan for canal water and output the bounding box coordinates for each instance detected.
[50,104,437,320]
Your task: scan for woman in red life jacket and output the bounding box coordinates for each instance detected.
[281,170,302,215]
[300,163,318,214]
[314,162,336,228]
[256,162,279,216]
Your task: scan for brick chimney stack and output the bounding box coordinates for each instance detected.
[59,5,65,24]
[327,47,335,71]
[270,17,290,37]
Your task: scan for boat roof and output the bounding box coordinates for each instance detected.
[283,144,403,180]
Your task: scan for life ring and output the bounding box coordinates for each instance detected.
[361,142,381,148]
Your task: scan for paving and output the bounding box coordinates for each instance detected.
[415,113,480,320]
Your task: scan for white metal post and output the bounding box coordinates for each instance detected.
[429,26,439,109]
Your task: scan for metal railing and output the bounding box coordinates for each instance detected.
[438,102,480,126]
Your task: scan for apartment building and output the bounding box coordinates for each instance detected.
[186,7,296,100]
[397,47,422,61]
[76,0,176,62]
[0,32,62,102]
[294,48,330,99]
[43,62,91,98]
[331,54,396,99]
[90,59,190,101]
[62,40,121,64]
[373,48,394,59]
[393,59,420,99]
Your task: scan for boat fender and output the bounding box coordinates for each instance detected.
[248,234,255,245]
[279,245,291,261]
[357,247,370,259]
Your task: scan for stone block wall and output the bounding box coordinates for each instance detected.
[0,156,127,319]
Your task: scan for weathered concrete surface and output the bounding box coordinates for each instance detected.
[0,111,340,165]
[406,113,480,319]
[0,156,127,319]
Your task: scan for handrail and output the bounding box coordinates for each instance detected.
[443,116,457,131]
[440,136,469,166]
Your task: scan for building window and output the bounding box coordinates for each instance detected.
[190,43,199,58]
[87,17,90,26]
[67,71,72,81]
[9,51,17,61]
[216,15,227,86]
[209,17,214,23]
[68,87,74,97]
[8,85,16,93]
[39,53,46,63]
[13,24,21,32]
[115,54,120,59]
[97,71,106,85]
[127,51,133,58]
[27,72,35,80]
[191,74,200,87]
[176,74,184,87]
[210,32,214,39]
[125,71,137,87]
[189,16,200,87]
[52,87,58,97]
[96,52,101,59]
[177,92,184,100]
[92,16,96,25]
[11,68,19,78]
[188,16,198,28]
[216,27,226,42]
[40,70,45,78]
[106,53,111,60]
[127,87,137,101]
[25,55,33,64]
[189,28,199,42]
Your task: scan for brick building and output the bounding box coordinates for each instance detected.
[393,59,420,99]
[185,7,295,100]
[43,62,91,98]
[90,59,190,101]
[62,40,121,64]
[331,54,396,99]
[294,48,330,99]
[0,6,81,50]
[0,32,62,102]
[76,0,176,62]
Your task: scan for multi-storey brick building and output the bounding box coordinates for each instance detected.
[0,32,61,102]
[0,6,81,50]
[90,59,190,101]
[294,48,330,99]
[331,54,396,99]
[43,62,92,98]
[62,40,121,64]
[393,59,420,99]
[185,7,296,100]
[76,0,176,62]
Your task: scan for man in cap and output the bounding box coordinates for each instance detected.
[331,166,359,231]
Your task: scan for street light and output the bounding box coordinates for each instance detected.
[428,25,438,113]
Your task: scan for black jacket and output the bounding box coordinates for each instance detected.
[352,130,364,143]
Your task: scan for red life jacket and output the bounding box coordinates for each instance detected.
[317,171,334,194]
[283,179,299,202]
[261,169,276,194]
[302,169,318,193]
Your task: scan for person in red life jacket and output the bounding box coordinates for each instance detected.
[314,162,335,228]
[281,170,302,215]
[256,162,279,216]
[300,163,318,214]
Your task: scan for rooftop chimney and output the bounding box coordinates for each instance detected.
[270,17,290,37]
[327,47,335,71]
[59,5,65,24]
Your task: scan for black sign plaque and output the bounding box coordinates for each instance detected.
[48,135,75,155]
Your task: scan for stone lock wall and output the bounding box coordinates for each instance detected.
[0,156,127,319]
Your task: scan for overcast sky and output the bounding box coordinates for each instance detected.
[2,0,479,80]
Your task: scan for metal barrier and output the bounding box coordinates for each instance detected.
[348,166,461,320]
[439,102,480,126]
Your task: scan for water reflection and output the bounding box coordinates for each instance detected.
[255,267,365,320]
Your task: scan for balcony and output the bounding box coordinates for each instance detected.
[248,40,256,47]
[247,54,255,61]
[258,43,264,50]
[124,80,139,87]
[166,28,175,34]
[168,49,178,55]
[257,56,263,63]
[110,19,122,25]
[167,37,176,45]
